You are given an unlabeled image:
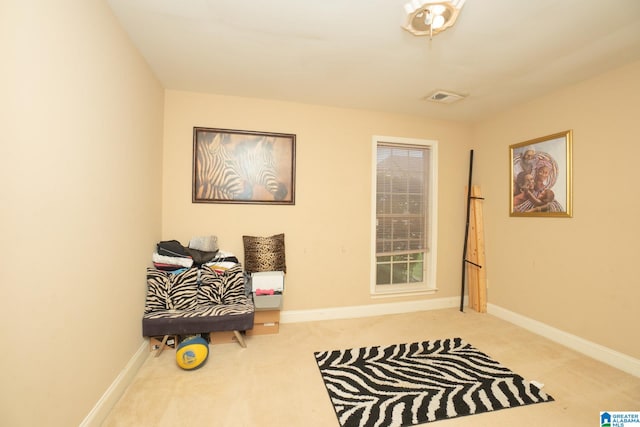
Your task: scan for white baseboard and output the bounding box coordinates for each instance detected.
[281,296,465,324]
[80,341,149,427]
[487,303,640,378]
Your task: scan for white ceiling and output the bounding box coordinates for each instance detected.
[106,0,640,123]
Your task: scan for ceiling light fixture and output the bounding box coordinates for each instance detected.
[402,0,466,39]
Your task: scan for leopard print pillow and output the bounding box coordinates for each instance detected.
[243,233,286,273]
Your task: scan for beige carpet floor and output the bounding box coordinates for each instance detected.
[102,308,640,426]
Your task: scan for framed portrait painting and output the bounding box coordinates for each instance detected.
[510,130,572,217]
[193,127,296,205]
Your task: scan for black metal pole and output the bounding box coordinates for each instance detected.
[460,150,474,312]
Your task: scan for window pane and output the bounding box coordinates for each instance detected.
[376,193,389,215]
[391,194,408,214]
[408,194,422,214]
[392,219,408,240]
[408,240,422,251]
[374,138,435,291]
[392,174,408,192]
[377,175,391,193]
[392,254,408,262]
[393,240,407,251]
[377,217,391,238]
[409,261,423,282]
[392,263,408,284]
[409,218,423,236]
[376,263,391,285]
[408,175,423,193]
[409,218,424,250]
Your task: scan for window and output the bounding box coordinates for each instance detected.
[371,136,437,295]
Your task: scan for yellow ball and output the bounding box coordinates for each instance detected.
[176,336,209,370]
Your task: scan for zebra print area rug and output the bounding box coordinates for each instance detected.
[314,337,553,427]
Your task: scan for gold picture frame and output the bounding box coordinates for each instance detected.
[510,130,572,217]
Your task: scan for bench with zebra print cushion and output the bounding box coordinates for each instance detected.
[142,264,254,348]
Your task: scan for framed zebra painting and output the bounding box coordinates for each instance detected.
[192,127,296,204]
[510,130,572,217]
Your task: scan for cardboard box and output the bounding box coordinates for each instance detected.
[248,322,279,335]
[209,330,241,345]
[251,271,285,292]
[247,310,280,336]
[254,310,280,323]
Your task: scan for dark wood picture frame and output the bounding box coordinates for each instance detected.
[193,127,296,205]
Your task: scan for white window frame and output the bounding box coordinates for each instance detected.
[370,135,438,296]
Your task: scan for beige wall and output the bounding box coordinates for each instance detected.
[0,1,164,426]
[162,91,472,309]
[2,1,638,424]
[474,60,640,359]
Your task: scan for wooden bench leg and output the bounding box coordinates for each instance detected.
[155,335,169,357]
[233,330,247,348]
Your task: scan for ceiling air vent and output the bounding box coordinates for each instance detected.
[425,90,466,104]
